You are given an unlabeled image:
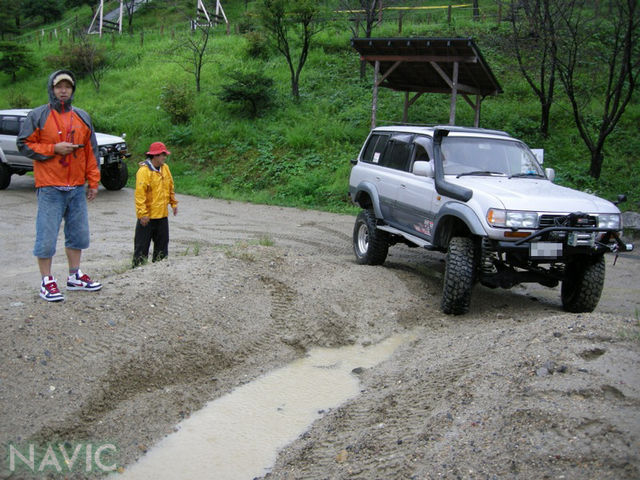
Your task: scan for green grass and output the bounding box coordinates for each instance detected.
[2,0,638,213]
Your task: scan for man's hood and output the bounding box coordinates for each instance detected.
[47,69,76,112]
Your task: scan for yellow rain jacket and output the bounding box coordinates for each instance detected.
[134,160,178,219]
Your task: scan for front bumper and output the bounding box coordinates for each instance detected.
[495,226,634,260]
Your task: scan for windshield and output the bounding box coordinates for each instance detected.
[440,136,545,177]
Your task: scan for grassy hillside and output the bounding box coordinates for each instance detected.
[2,0,638,213]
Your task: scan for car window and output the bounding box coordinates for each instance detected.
[409,135,433,171]
[379,133,414,171]
[361,133,391,164]
[441,137,544,176]
[0,116,23,136]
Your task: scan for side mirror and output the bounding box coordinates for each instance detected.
[614,194,627,205]
[350,158,358,165]
[545,167,555,182]
[531,148,544,164]
[413,161,434,178]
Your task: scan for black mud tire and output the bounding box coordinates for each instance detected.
[561,255,606,313]
[353,209,389,265]
[0,163,11,190]
[101,162,128,191]
[441,236,476,315]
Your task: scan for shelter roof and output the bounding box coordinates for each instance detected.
[351,37,503,97]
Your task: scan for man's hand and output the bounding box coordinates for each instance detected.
[140,216,150,227]
[54,142,81,156]
[87,188,98,201]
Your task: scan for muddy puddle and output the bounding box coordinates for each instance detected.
[117,332,415,479]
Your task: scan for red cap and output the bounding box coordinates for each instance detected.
[146,142,171,156]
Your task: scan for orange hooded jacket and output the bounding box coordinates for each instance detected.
[16,70,100,189]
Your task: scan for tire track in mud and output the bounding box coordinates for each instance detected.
[26,259,241,442]
[229,275,304,362]
[268,337,477,480]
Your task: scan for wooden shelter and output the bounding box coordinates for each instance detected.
[351,37,503,128]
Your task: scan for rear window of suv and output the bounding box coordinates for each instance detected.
[361,133,390,164]
[0,115,24,136]
[361,132,417,172]
[379,133,414,170]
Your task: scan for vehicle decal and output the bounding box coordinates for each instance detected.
[413,219,433,236]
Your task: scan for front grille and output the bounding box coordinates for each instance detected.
[539,214,597,228]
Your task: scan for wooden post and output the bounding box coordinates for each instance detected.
[474,95,480,127]
[449,61,458,125]
[371,60,380,129]
[448,4,452,24]
[398,11,403,34]
[403,91,409,124]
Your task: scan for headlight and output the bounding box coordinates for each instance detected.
[487,209,538,229]
[597,213,621,230]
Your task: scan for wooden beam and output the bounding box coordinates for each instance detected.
[428,61,482,95]
[361,54,478,63]
[376,60,402,87]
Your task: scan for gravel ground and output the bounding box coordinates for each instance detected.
[1,174,639,479]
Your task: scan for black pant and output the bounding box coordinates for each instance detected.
[133,217,169,266]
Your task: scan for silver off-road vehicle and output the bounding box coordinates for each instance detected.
[0,108,130,190]
[349,125,633,315]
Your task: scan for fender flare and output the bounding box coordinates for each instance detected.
[352,181,384,219]
[433,202,486,244]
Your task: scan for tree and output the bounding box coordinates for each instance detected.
[0,42,35,82]
[257,0,323,100]
[0,0,21,39]
[168,23,212,93]
[339,1,384,79]
[507,0,560,137]
[23,0,64,24]
[553,0,639,179]
[123,0,139,34]
[45,33,109,92]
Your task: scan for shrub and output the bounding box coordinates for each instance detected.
[159,82,195,124]
[7,91,31,108]
[244,31,270,60]
[218,69,275,118]
[45,40,107,79]
[0,42,36,83]
[167,124,193,146]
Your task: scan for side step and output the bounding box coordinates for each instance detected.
[377,225,435,249]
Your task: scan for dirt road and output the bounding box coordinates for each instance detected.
[1,174,639,479]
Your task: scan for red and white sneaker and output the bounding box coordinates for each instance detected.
[40,276,64,302]
[67,269,103,292]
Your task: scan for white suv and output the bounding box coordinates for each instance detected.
[349,125,633,314]
[0,109,130,190]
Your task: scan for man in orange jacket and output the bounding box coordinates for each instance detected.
[17,70,103,302]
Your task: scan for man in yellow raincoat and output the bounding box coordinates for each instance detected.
[133,141,178,266]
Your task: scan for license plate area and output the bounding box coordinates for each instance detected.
[530,242,563,259]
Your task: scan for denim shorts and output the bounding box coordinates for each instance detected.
[33,186,90,258]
